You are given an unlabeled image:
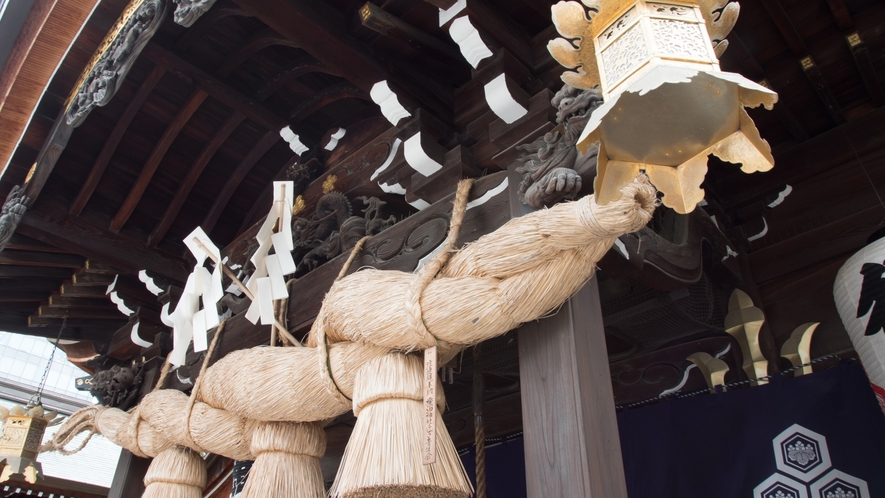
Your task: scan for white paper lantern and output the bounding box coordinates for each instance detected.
[834,235,885,415]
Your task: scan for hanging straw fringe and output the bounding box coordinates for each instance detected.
[142,446,207,498]
[240,421,326,498]
[330,353,471,498]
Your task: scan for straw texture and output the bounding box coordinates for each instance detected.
[311,175,656,351]
[240,421,326,498]
[138,389,256,461]
[200,342,389,422]
[330,353,472,498]
[142,446,206,498]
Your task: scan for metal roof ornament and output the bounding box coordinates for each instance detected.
[549,0,778,213]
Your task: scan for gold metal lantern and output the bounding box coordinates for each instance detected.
[549,0,778,213]
[0,412,48,483]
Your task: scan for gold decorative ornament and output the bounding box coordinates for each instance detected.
[780,322,819,376]
[549,0,778,213]
[292,195,306,216]
[687,352,729,391]
[724,289,769,385]
[322,175,338,194]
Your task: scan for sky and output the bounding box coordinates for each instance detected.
[0,332,121,488]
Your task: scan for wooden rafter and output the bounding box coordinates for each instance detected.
[0,266,71,279]
[109,90,208,232]
[19,197,190,281]
[825,0,853,30]
[289,82,369,123]
[0,250,83,268]
[359,2,462,66]
[148,112,246,246]
[175,6,254,51]
[847,33,885,106]
[255,60,341,100]
[215,27,299,76]
[69,65,167,216]
[800,56,846,124]
[142,42,288,131]
[231,0,384,91]
[760,0,807,55]
[202,130,279,235]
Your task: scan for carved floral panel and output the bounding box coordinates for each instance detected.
[601,23,649,87]
[651,18,710,60]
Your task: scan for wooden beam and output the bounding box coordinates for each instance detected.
[61,282,109,298]
[84,259,124,274]
[48,294,115,309]
[215,27,298,76]
[847,33,885,107]
[18,197,190,281]
[148,112,246,246]
[825,0,853,30]
[3,233,70,253]
[202,129,279,235]
[37,305,125,320]
[109,90,208,232]
[518,279,628,498]
[71,270,116,286]
[0,250,83,268]
[0,291,46,302]
[0,278,66,292]
[0,266,71,279]
[256,60,341,100]
[142,42,288,131]
[175,6,253,51]
[800,56,846,124]
[69,65,167,216]
[760,0,807,55]
[28,315,127,328]
[289,82,369,123]
[231,0,384,91]
[20,107,73,203]
[358,2,462,66]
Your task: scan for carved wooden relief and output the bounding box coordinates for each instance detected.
[172,0,218,27]
[65,0,169,127]
[0,186,28,253]
[515,84,603,208]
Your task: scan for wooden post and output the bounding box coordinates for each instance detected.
[107,449,150,498]
[517,278,628,497]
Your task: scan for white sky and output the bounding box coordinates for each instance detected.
[0,332,121,488]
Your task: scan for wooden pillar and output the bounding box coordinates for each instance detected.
[107,449,150,498]
[517,278,628,497]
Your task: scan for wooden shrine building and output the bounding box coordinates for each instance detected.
[0,0,883,496]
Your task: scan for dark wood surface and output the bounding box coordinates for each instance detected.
[107,450,149,498]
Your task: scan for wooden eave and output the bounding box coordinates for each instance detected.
[0,0,100,176]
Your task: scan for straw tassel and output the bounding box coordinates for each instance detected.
[142,446,206,498]
[240,421,326,498]
[330,353,472,498]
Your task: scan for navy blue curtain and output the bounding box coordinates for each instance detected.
[457,362,885,497]
[459,437,528,498]
[618,362,885,497]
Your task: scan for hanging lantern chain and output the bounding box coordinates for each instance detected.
[30,316,67,408]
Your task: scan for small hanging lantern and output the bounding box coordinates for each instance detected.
[0,320,66,483]
[549,0,778,213]
[0,407,49,483]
